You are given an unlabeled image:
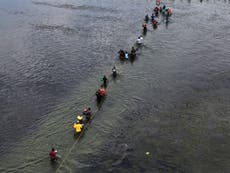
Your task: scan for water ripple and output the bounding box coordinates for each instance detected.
[32,24,78,34]
[32,1,117,13]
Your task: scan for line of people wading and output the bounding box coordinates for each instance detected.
[118,2,172,62]
[49,0,172,162]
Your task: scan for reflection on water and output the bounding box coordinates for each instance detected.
[0,0,230,173]
[33,24,78,34]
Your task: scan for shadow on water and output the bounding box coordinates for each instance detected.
[110,74,117,82]
[166,20,169,28]
[33,24,78,35]
[130,55,138,64]
[50,160,59,170]
[118,55,138,65]
[142,29,147,36]
[152,23,158,29]
[73,131,80,140]
[96,96,106,110]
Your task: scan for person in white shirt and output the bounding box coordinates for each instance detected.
[136,36,143,45]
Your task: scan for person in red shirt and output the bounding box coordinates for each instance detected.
[49,148,57,161]
[96,86,106,102]
[100,87,106,97]
[154,6,159,16]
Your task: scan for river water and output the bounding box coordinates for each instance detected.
[0,0,230,172]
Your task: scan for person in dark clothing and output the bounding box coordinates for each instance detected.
[131,46,137,58]
[83,107,91,122]
[132,47,136,53]
[143,23,147,32]
[144,14,149,22]
[95,89,101,101]
[118,49,125,58]
[154,6,159,16]
[102,75,108,87]
[151,13,155,21]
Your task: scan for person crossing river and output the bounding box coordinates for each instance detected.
[95,85,106,101]
[112,66,117,77]
[143,23,147,32]
[49,148,58,161]
[136,36,143,45]
[144,14,149,22]
[83,107,91,122]
[154,6,159,16]
[130,46,137,58]
[49,1,174,166]
[73,121,84,134]
[102,75,108,87]
[77,115,83,124]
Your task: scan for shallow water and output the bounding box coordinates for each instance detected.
[0,0,230,172]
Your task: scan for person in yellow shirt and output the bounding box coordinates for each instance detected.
[73,122,83,134]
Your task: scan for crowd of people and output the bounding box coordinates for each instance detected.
[49,0,173,162]
[118,2,172,62]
